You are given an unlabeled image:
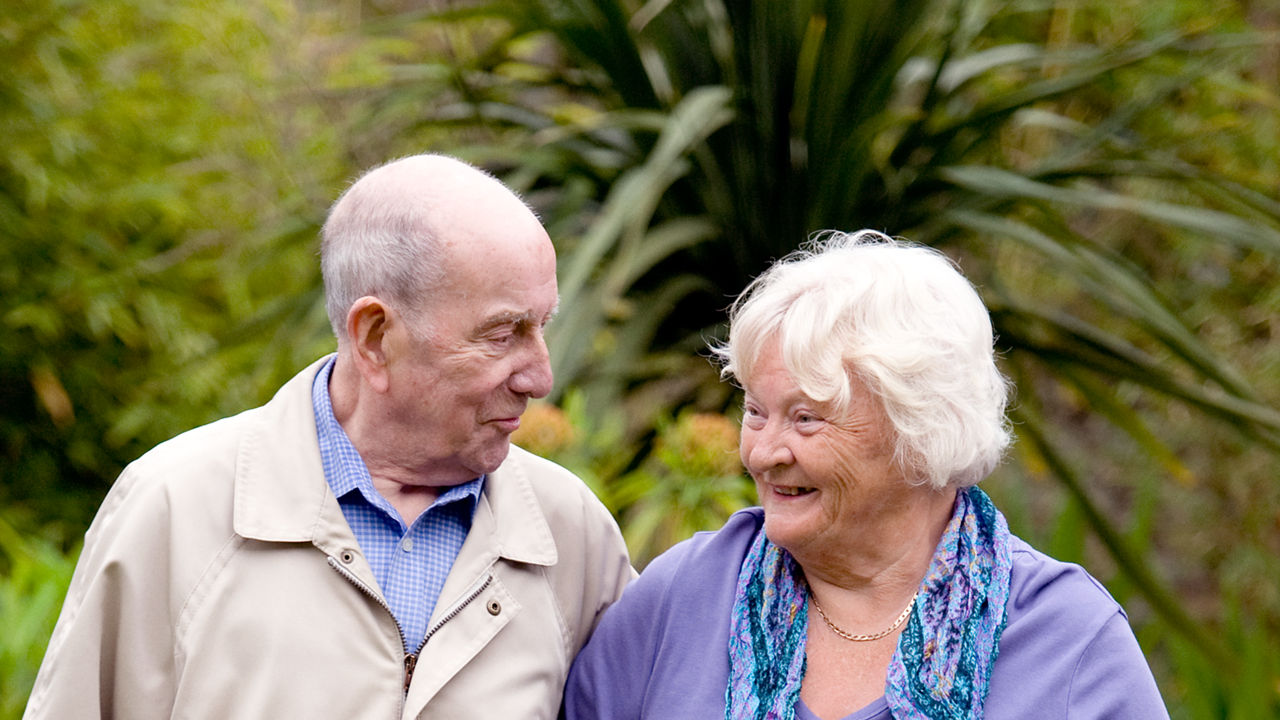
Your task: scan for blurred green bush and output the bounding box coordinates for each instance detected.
[0,516,75,718]
[3,0,1279,716]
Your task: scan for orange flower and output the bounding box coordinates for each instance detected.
[511,402,576,456]
[657,412,743,477]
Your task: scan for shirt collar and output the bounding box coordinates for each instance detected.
[311,355,484,525]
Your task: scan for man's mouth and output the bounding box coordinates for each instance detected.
[491,417,522,432]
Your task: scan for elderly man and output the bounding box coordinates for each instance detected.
[25,154,634,719]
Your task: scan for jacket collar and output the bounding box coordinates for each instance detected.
[471,445,558,566]
[232,356,557,567]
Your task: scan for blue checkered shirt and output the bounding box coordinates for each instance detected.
[311,355,483,654]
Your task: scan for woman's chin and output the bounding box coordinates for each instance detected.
[761,502,822,553]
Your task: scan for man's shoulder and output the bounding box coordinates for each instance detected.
[89,410,255,544]
[488,445,627,565]
[117,406,258,500]
[120,360,323,502]
[498,444,606,516]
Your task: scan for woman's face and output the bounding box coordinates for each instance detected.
[739,340,914,565]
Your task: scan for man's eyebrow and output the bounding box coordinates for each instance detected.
[476,309,545,333]
[477,312,530,332]
[475,298,560,334]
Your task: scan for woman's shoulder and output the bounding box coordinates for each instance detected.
[651,507,764,567]
[564,509,763,718]
[1005,535,1125,628]
[989,535,1169,717]
[625,507,764,603]
[997,534,1135,691]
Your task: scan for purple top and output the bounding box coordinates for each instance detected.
[565,508,1168,719]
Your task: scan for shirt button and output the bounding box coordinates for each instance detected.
[401,537,414,552]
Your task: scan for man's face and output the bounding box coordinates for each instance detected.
[383,232,558,485]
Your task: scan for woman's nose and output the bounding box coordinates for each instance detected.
[742,424,793,473]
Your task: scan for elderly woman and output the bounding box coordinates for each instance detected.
[563,231,1168,719]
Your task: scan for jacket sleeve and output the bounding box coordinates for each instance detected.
[566,486,636,648]
[24,466,179,720]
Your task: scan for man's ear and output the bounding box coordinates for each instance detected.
[346,296,393,394]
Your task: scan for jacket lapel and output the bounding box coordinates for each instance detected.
[231,357,352,552]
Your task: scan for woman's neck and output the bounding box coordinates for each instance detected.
[799,485,956,612]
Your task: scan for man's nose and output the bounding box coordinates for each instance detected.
[511,332,553,398]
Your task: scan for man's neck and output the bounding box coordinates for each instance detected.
[369,474,443,526]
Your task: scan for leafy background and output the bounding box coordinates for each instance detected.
[2,0,1278,716]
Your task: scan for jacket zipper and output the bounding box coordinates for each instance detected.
[327,556,413,708]
[403,653,417,695]
[421,572,493,647]
[329,557,495,704]
[424,571,494,645]
[399,572,493,700]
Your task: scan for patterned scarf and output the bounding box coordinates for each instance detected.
[725,487,1013,720]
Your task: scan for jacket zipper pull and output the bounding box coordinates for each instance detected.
[403,653,418,695]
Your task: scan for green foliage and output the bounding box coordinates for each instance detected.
[0,0,351,532]
[449,0,1280,432]
[1156,598,1280,718]
[0,515,77,718]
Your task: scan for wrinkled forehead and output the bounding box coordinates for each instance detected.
[419,237,559,327]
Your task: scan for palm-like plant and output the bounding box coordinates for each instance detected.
[365,0,1279,710]
[418,1,1278,431]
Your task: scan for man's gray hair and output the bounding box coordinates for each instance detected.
[320,154,488,344]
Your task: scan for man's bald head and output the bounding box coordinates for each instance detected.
[320,154,546,345]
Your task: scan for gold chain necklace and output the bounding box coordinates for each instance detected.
[810,591,918,642]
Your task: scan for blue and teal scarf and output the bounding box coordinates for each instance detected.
[725,487,1013,720]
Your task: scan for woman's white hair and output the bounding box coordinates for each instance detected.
[713,230,1012,489]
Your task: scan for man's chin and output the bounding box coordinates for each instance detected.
[472,440,512,476]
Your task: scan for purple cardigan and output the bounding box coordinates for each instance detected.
[565,507,1168,719]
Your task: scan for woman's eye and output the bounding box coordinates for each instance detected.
[741,405,765,428]
[794,412,823,431]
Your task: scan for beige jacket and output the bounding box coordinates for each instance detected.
[25,358,634,719]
